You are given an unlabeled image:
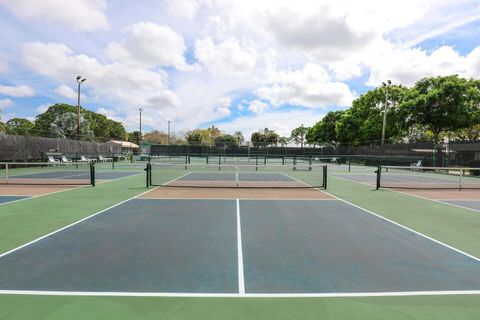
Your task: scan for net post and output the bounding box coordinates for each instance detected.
[112,152,115,169]
[309,157,312,171]
[90,162,95,187]
[5,164,9,184]
[264,156,266,165]
[348,156,351,172]
[218,154,221,171]
[323,165,327,189]
[206,155,209,164]
[376,165,381,190]
[145,163,150,187]
[256,156,258,171]
[282,156,285,165]
[149,163,152,186]
[459,168,463,190]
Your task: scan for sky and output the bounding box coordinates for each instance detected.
[0,0,480,139]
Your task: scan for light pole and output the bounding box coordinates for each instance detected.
[167,120,171,145]
[138,107,144,138]
[381,80,392,145]
[76,76,86,139]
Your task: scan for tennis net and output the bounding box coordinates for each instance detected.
[146,163,327,189]
[376,166,480,189]
[0,162,95,186]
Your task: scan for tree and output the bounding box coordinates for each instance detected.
[250,128,279,147]
[336,85,408,144]
[0,113,5,133]
[278,136,290,147]
[401,75,480,165]
[214,134,237,147]
[290,125,309,148]
[208,126,222,140]
[34,103,126,140]
[50,112,94,140]
[234,131,244,145]
[186,129,213,145]
[143,130,169,144]
[307,111,345,146]
[5,118,34,135]
[127,131,142,145]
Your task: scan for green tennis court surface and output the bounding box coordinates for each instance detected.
[0,168,479,319]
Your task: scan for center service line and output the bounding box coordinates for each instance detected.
[236,199,246,294]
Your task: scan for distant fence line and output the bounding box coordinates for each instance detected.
[145,140,480,167]
[0,133,122,161]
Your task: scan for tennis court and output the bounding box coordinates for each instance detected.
[0,164,479,296]
[0,160,480,319]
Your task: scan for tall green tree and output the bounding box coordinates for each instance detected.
[5,118,34,135]
[186,128,214,145]
[127,131,142,145]
[234,131,245,145]
[290,125,309,148]
[336,85,408,144]
[401,75,479,145]
[307,111,345,146]
[401,75,480,164]
[278,136,289,147]
[34,104,126,140]
[214,134,237,147]
[250,128,279,147]
[50,112,94,140]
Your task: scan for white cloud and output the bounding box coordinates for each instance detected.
[218,109,325,138]
[36,103,51,114]
[0,98,14,109]
[0,54,8,73]
[367,46,469,87]
[0,84,34,97]
[215,97,232,116]
[54,84,78,100]
[194,37,256,76]
[248,100,269,113]
[165,0,201,19]
[0,0,108,31]
[106,23,191,70]
[256,63,355,107]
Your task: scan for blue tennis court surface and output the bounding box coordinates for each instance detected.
[0,195,30,205]
[442,200,480,212]
[0,198,479,294]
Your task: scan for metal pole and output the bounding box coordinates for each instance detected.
[139,108,144,137]
[76,76,86,140]
[77,82,81,139]
[168,120,171,145]
[381,80,391,145]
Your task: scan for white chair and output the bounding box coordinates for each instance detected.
[78,155,89,163]
[61,156,72,163]
[47,156,59,164]
[410,160,422,170]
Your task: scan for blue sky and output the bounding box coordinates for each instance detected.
[0,0,480,138]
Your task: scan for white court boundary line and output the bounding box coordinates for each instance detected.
[138,197,338,201]
[288,172,480,262]
[0,290,479,298]
[0,187,157,259]
[236,199,245,295]
[321,187,480,263]
[0,171,143,207]
[331,174,480,214]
